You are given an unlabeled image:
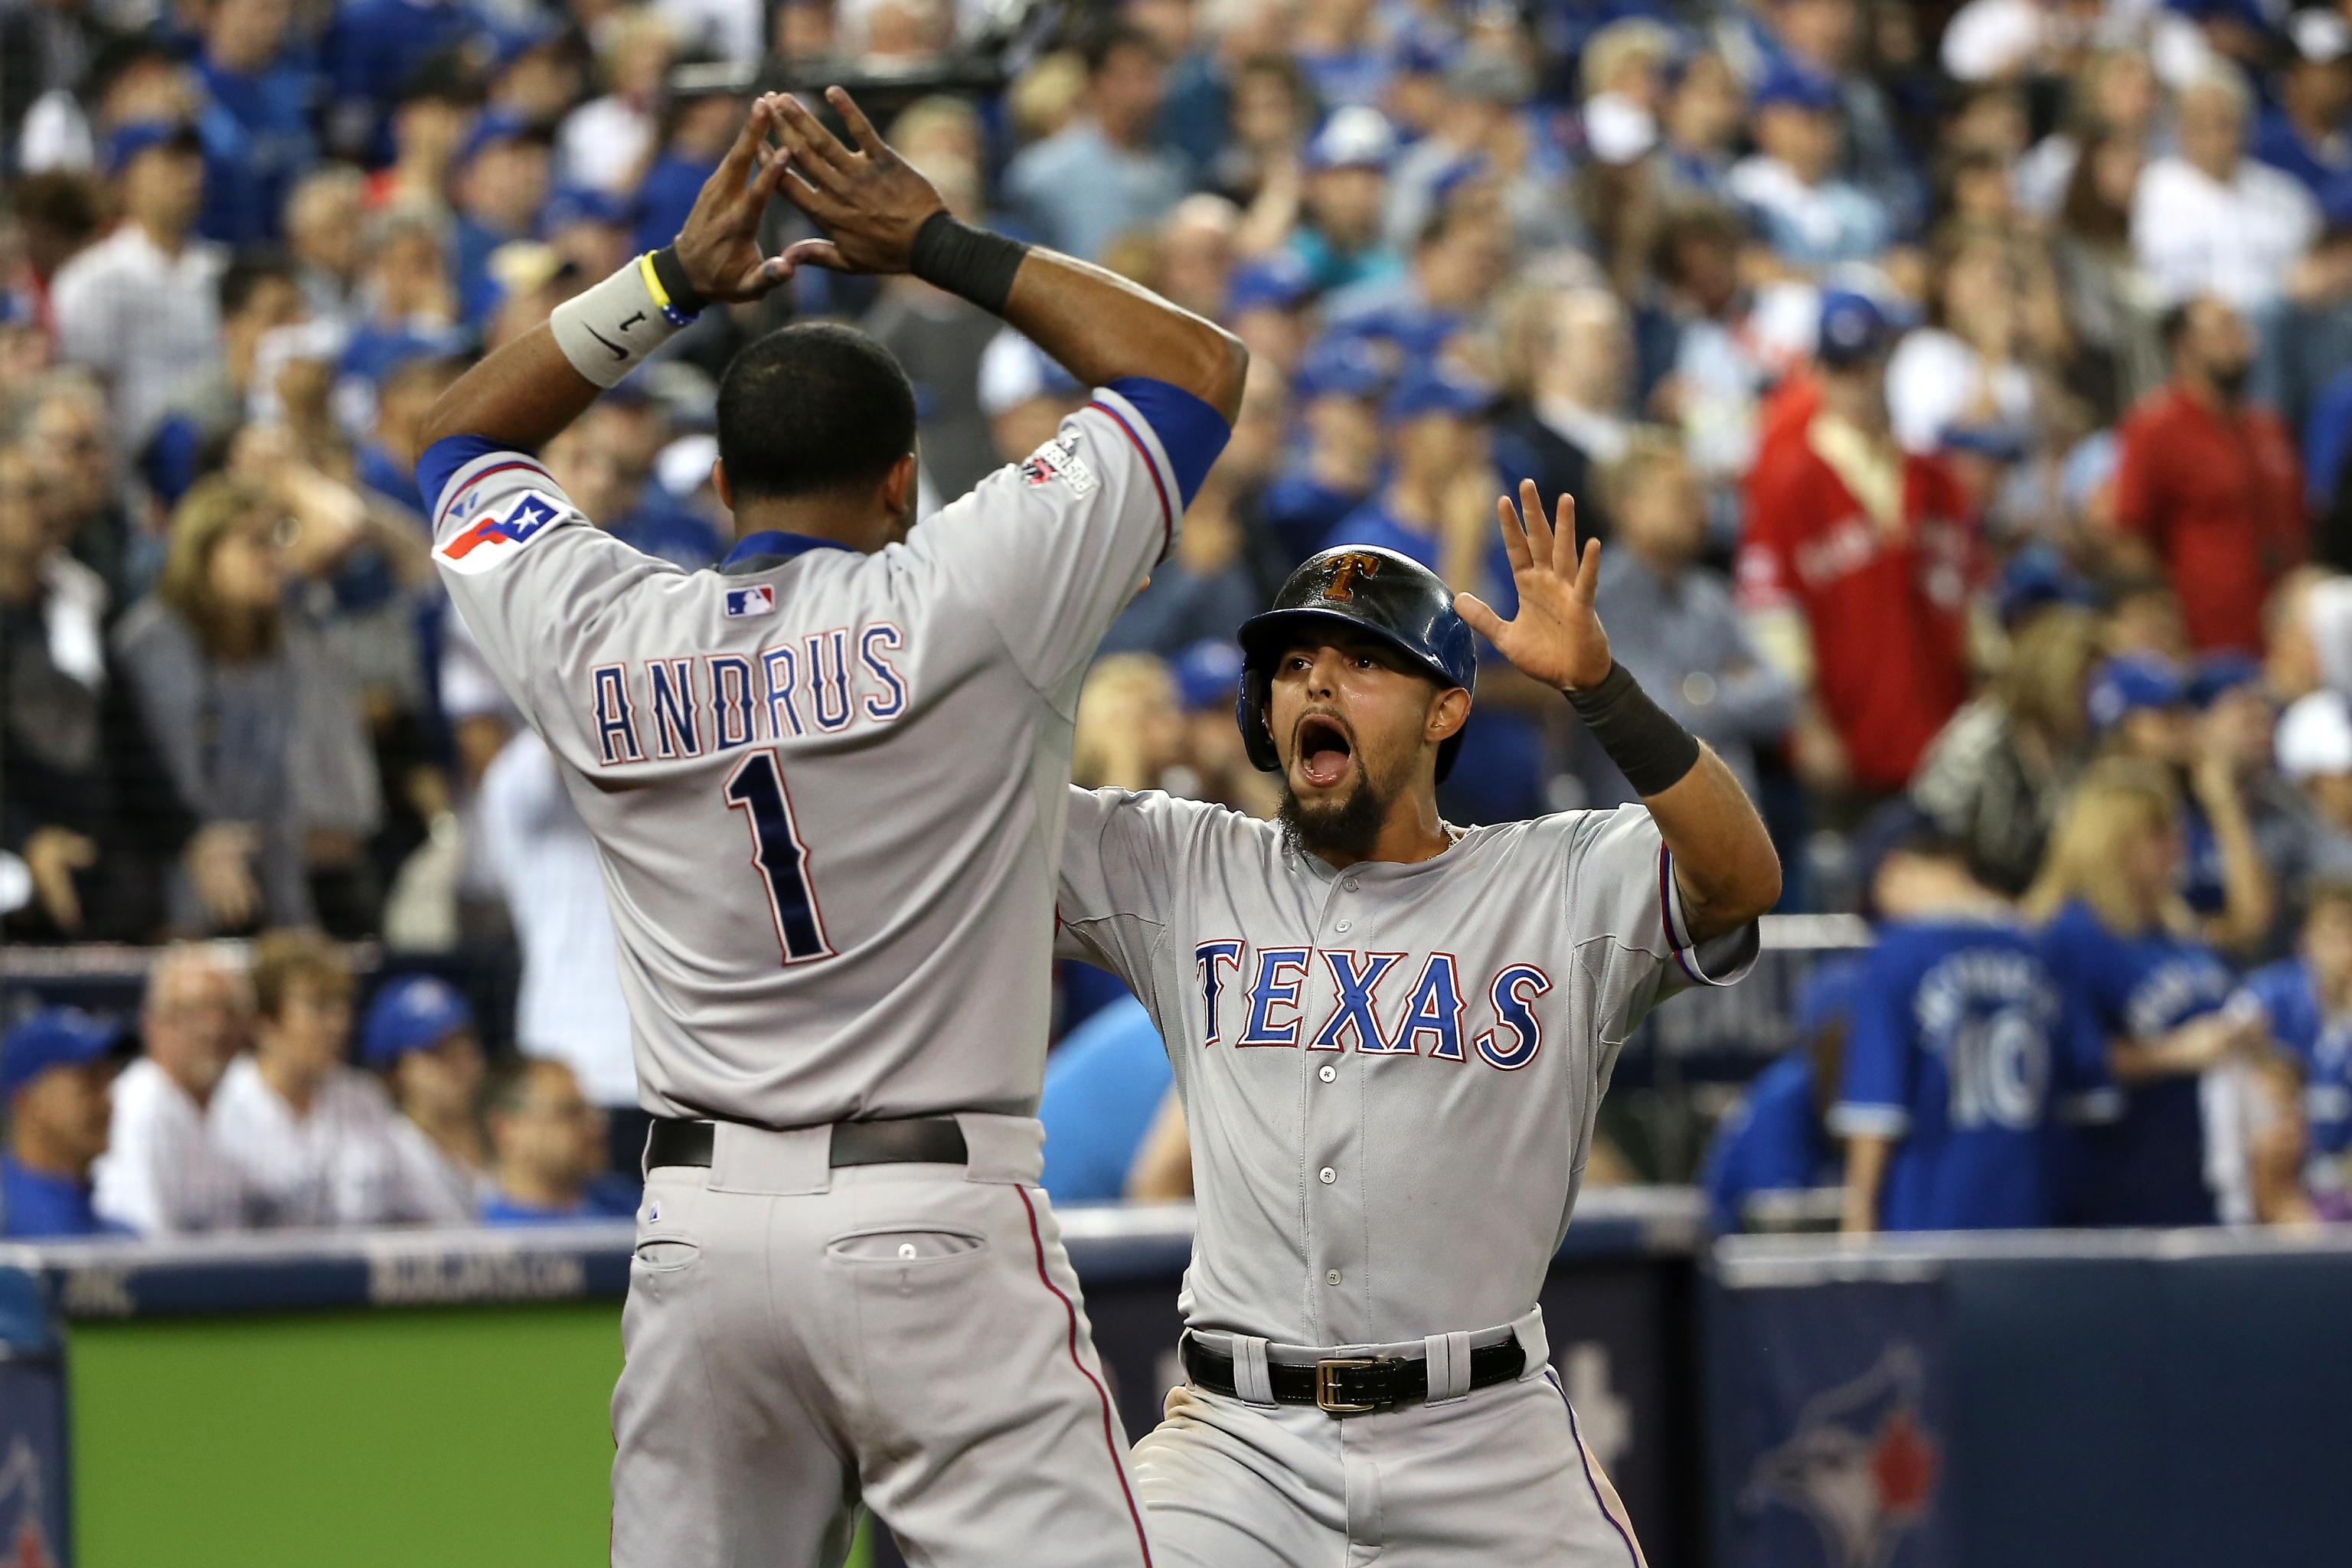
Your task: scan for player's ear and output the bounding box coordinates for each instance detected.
[1425,687,1470,747]
[882,452,916,512]
[710,458,733,511]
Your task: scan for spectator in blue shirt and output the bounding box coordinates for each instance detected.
[480,1060,636,1225]
[2087,652,2278,956]
[1321,201,1508,368]
[1331,365,1552,823]
[2,1008,133,1240]
[1285,106,1407,296]
[1703,959,1861,1233]
[1725,64,1891,270]
[1004,24,1190,260]
[2252,10,2352,198]
[2231,881,2352,1171]
[355,354,465,518]
[448,111,554,326]
[338,207,468,396]
[1835,815,2119,1233]
[1261,336,1387,561]
[2027,759,2260,1226]
[629,85,747,257]
[323,2,488,164]
[1039,997,1175,1204]
[195,0,316,246]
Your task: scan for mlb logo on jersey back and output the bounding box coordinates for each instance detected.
[437,491,566,576]
[1019,434,1099,497]
[725,584,776,619]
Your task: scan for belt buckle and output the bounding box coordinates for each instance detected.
[1314,1355,1387,1416]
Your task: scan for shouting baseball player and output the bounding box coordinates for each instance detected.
[411,91,1245,1566]
[1057,483,1781,1565]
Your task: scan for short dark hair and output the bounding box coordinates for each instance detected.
[1083,21,1162,75]
[714,324,917,501]
[218,250,298,318]
[2158,301,2194,351]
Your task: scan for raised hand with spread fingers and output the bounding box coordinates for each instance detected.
[1455,479,1614,694]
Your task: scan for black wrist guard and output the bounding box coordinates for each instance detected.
[909,210,1031,314]
[1566,662,1702,796]
[646,246,707,323]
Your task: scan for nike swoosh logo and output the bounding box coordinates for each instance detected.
[586,325,628,360]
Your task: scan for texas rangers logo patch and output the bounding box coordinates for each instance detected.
[436,491,567,576]
[1019,434,1099,497]
[724,584,776,619]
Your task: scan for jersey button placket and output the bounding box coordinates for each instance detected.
[1307,873,1365,1341]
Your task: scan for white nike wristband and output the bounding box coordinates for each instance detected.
[550,255,684,389]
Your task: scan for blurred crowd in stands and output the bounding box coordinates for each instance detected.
[8,0,2352,1239]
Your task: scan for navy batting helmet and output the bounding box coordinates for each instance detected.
[1235,544,1478,781]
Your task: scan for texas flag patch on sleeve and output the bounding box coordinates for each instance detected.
[436,490,567,576]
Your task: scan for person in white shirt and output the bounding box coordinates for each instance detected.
[2132,67,2321,313]
[475,730,641,1170]
[358,974,491,1225]
[208,929,410,1227]
[1886,229,2041,455]
[93,944,256,1236]
[47,121,227,454]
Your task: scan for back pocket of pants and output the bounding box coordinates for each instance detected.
[826,1229,988,1264]
[633,1237,702,1273]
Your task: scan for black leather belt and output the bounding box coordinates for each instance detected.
[645,1116,969,1171]
[1180,1331,1526,1416]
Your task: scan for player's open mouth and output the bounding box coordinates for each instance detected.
[1294,714,1354,789]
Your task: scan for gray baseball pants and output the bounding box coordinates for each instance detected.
[1131,1308,1647,1567]
[608,1114,1152,1568]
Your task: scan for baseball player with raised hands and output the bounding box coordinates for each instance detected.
[411,90,1245,1566]
[1057,481,1781,1566]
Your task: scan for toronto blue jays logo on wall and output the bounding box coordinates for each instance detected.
[0,1438,57,1568]
[1743,1344,1941,1568]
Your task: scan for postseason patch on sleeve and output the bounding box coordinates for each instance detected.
[1018,433,1099,497]
[436,489,569,576]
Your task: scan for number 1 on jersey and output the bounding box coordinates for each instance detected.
[723,748,835,965]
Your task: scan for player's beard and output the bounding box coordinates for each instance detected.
[1278,763,1393,862]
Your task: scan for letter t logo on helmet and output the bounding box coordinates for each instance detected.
[1321,552,1385,603]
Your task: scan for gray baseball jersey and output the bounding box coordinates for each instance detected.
[426,385,1184,1125]
[1055,792,1759,1346]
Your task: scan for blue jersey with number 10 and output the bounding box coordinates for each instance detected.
[1831,916,2116,1230]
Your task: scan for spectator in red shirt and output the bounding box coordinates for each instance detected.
[1739,291,1976,803]
[2107,296,2305,654]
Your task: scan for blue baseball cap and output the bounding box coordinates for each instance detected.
[1,1008,128,1102]
[1293,335,1390,402]
[544,184,628,230]
[1305,106,1396,172]
[1994,546,2096,629]
[1383,366,1496,425]
[456,109,548,169]
[2190,650,2263,708]
[1816,288,1907,368]
[359,975,476,1070]
[489,17,564,73]
[2086,653,2190,730]
[1224,254,1313,317]
[1751,63,1841,115]
[1173,639,1245,713]
[2320,175,2352,234]
[103,118,201,177]
[1428,154,1491,210]
[1792,956,1867,1041]
[1395,23,1460,77]
[1939,420,2029,463]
